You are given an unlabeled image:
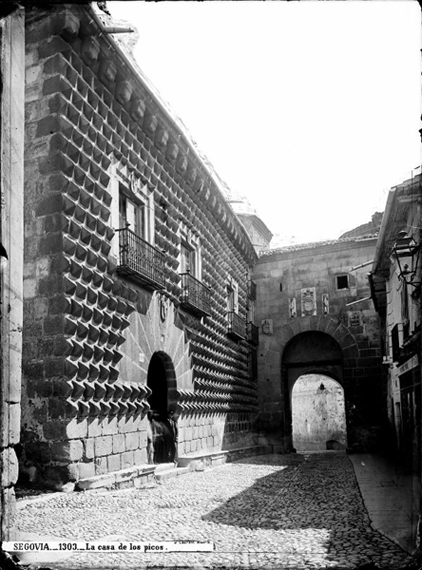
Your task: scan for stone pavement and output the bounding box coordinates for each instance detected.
[15,452,414,569]
[349,453,418,554]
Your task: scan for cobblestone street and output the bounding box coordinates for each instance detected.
[16,452,413,569]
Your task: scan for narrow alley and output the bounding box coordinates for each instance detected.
[16,452,413,570]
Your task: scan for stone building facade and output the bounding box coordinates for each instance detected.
[371,171,421,465]
[20,4,262,490]
[254,237,384,452]
[0,5,25,545]
[370,171,421,544]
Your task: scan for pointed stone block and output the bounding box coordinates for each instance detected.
[76,321,89,340]
[88,324,100,343]
[66,399,79,418]
[108,367,119,383]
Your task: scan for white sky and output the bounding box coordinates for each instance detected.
[108,1,421,247]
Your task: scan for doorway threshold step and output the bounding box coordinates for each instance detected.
[154,465,190,482]
[178,444,273,472]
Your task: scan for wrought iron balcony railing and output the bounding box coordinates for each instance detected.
[227,311,245,341]
[246,321,259,346]
[116,227,165,290]
[180,272,211,317]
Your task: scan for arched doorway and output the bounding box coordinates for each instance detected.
[147,352,169,417]
[146,351,178,464]
[292,374,347,451]
[282,331,346,451]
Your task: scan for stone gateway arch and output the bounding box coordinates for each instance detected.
[254,238,384,453]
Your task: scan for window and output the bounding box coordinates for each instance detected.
[227,280,239,314]
[401,282,410,339]
[181,242,197,277]
[179,230,209,317]
[109,163,155,259]
[248,348,258,379]
[391,324,401,363]
[336,275,349,290]
[226,277,244,341]
[179,228,201,279]
[119,186,146,238]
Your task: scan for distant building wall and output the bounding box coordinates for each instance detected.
[292,375,347,451]
[254,237,383,452]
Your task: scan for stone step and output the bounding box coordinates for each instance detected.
[154,465,190,482]
[178,444,273,472]
[154,462,175,473]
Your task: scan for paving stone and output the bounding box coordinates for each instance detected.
[16,453,412,569]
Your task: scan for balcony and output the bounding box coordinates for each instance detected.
[180,272,211,318]
[227,311,245,341]
[116,227,165,290]
[248,280,257,301]
[246,321,259,346]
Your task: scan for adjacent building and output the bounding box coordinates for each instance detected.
[370,170,421,545]
[254,236,383,452]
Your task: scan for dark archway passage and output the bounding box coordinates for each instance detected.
[147,352,169,417]
[282,331,346,451]
[147,351,178,464]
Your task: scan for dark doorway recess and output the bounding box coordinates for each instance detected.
[146,351,179,464]
[147,352,168,417]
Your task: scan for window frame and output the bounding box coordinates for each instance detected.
[226,277,239,315]
[109,161,155,258]
[179,227,202,281]
[336,274,349,291]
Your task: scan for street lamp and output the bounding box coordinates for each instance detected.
[391,230,421,288]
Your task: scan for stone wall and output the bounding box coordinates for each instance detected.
[254,237,384,452]
[20,5,259,489]
[292,375,347,451]
[0,7,25,543]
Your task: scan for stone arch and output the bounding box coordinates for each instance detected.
[280,329,347,451]
[121,297,193,394]
[260,316,358,452]
[288,365,343,397]
[146,350,178,416]
[267,315,359,374]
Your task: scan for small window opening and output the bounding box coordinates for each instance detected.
[336,275,349,290]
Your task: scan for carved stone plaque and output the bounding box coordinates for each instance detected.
[301,287,317,317]
[261,319,273,335]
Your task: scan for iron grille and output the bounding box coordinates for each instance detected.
[180,272,211,317]
[117,227,165,290]
[246,321,259,346]
[227,311,245,341]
